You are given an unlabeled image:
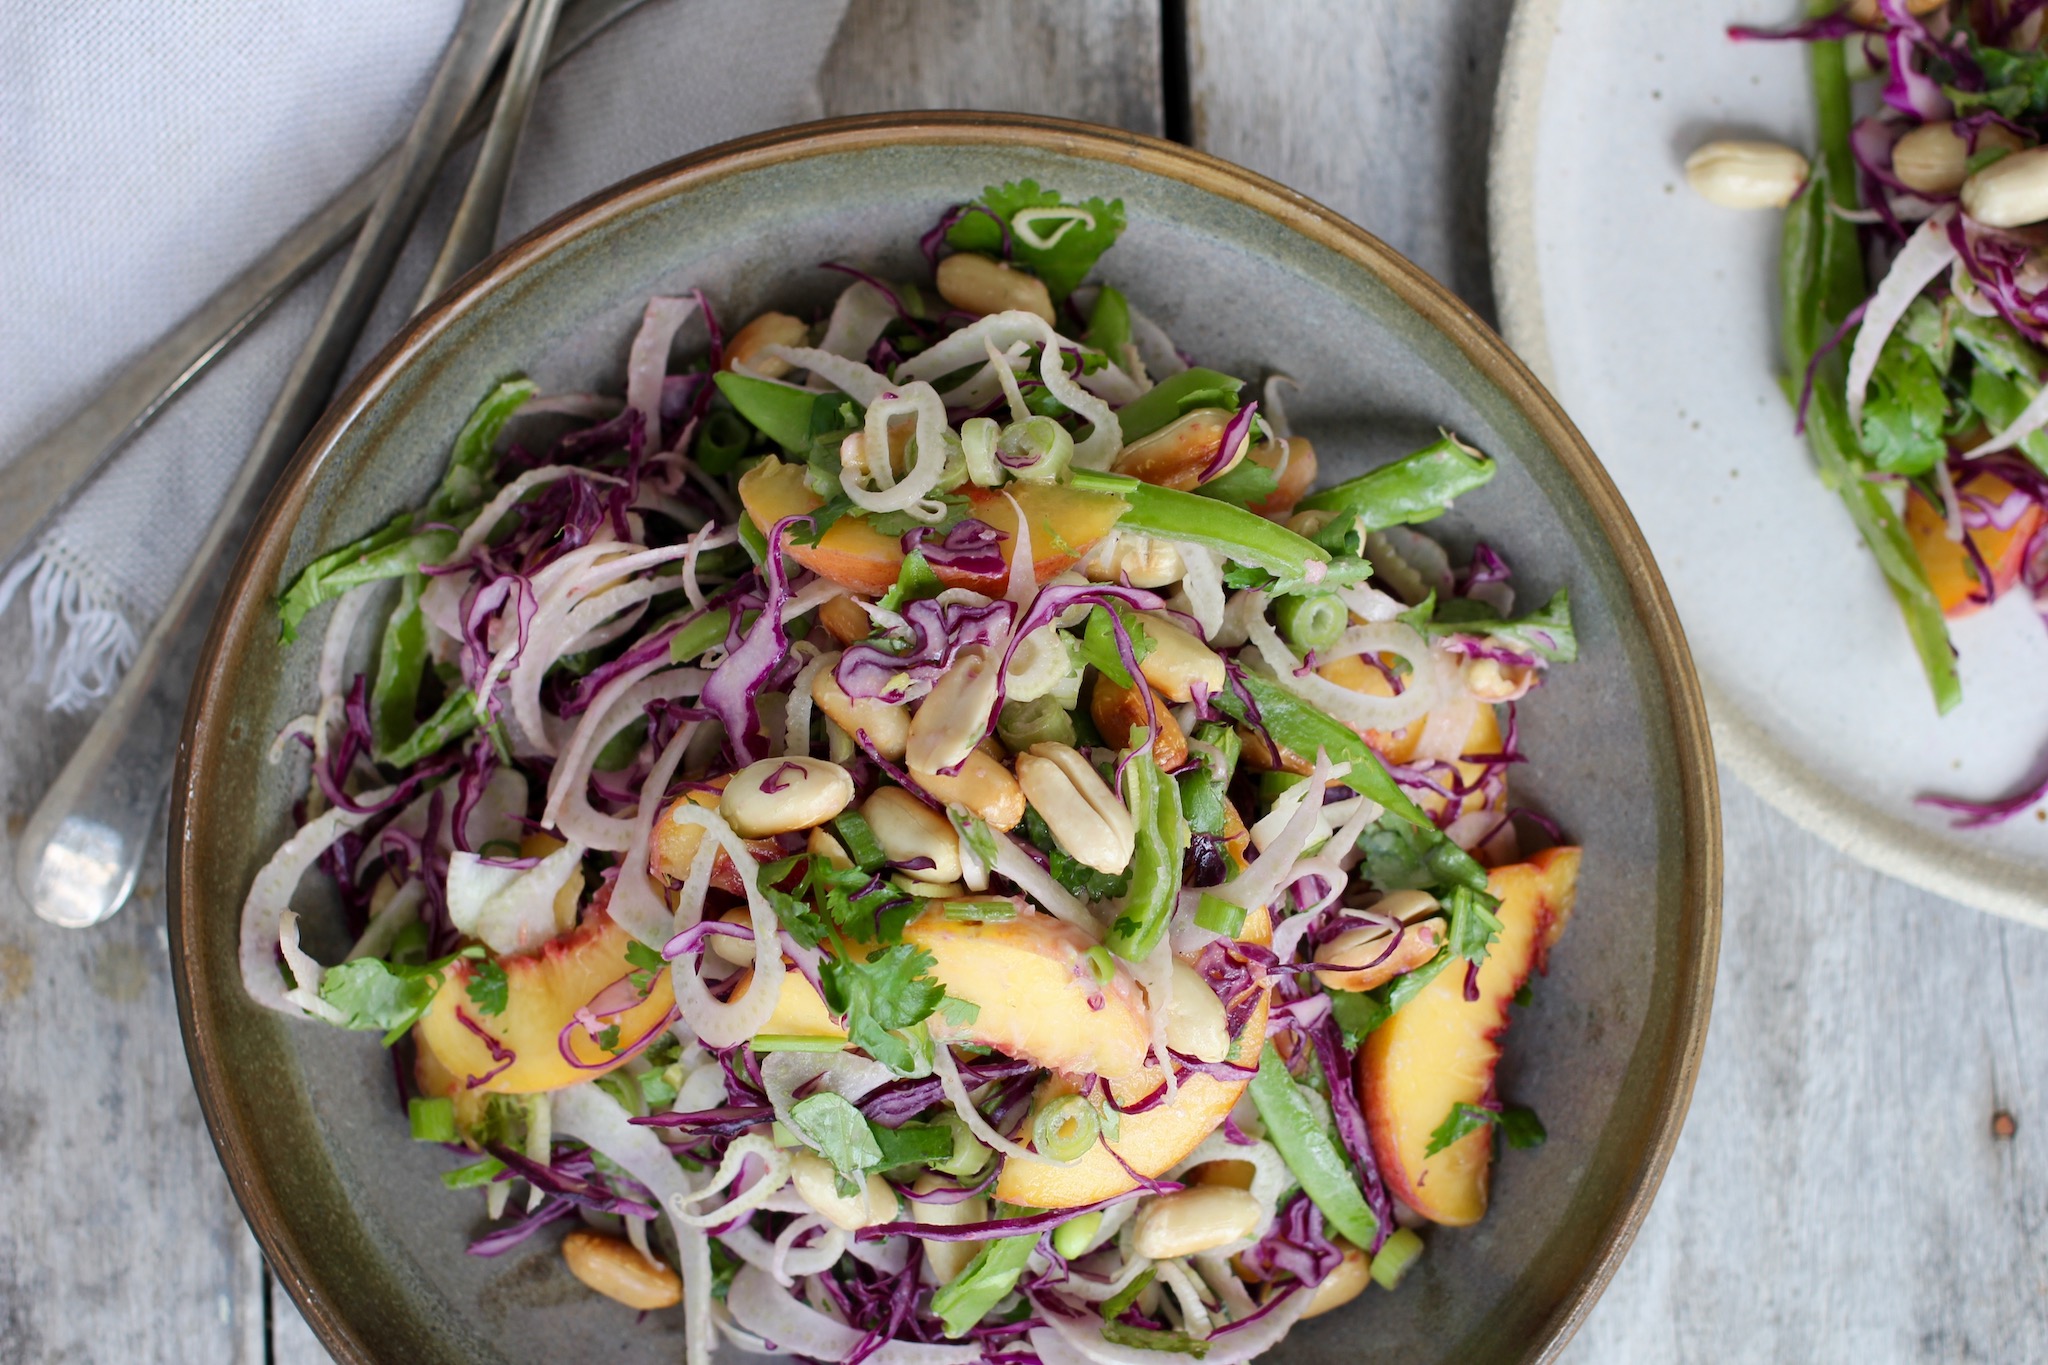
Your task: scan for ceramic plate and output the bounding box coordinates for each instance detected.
[1492,0,2048,923]
[173,115,1718,1363]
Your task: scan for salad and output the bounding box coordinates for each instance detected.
[1689,0,2048,823]
[242,180,1583,1364]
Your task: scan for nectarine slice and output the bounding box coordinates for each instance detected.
[994,905,1273,1210]
[735,457,1126,598]
[414,908,674,1095]
[1315,653,1505,818]
[1357,847,1579,1225]
[1905,473,2044,618]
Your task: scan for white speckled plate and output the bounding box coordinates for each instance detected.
[1492,0,2048,924]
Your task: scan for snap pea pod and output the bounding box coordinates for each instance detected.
[277,523,458,643]
[1105,726,1187,962]
[1248,1047,1380,1251]
[1233,671,1487,893]
[1083,283,1132,363]
[426,377,538,519]
[1069,468,1329,582]
[1787,27,1959,712]
[714,371,816,455]
[381,687,481,768]
[1295,432,1496,537]
[930,1217,1039,1337]
[370,574,431,757]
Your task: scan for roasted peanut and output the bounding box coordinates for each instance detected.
[817,593,873,646]
[811,667,909,759]
[808,826,853,868]
[1164,960,1230,1063]
[719,756,854,837]
[912,747,1027,831]
[790,1150,898,1231]
[1089,674,1188,770]
[1893,120,2024,196]
[1081,533,1184,590]
[722,311,809,377]
[1964,145,2048,228]
[711,906,757,967]
[1135,612,1226,703]
[907,645,1001,775]
[935,252,1055,324]
[1684,140,1809,210]
[560,1228,683,1310]
[862,787,961,882]
[1131,1185,1263,1259]
[1112,408,1242,490]
[1462,655,1537,703]
[1015,742,1134,875]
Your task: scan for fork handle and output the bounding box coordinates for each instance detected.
[14,0,525,927]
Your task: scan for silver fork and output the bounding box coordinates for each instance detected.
[14,0,566,927]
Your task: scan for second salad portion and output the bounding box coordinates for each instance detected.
[1690,0,2048,821]
[242,181,1582,1364]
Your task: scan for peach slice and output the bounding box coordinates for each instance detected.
[726,966,849,1042]
[1905,473,2044,618]
[736,457,1126,597]
[413,908,675,1096]
[1246,435,1318,519]
[1313,653,1505,818]
[1357,846,1579,1225]
[994,905,1273,1210]
[904,907,1153,1081]
[648,779,780,898]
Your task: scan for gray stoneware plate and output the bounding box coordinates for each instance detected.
[171,114,1720,1364]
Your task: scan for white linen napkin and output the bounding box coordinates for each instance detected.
[0,0,851,711]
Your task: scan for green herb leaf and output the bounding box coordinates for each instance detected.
[1078,602,1155,687]
[465,959,509,1017]
[1499,1104,1547,1150]
[930,1225,1040,1337]
[818,942,947,1074]
[871,1120,956,1170]
[319,958,444,1039]
[1445,885,1504,966]
[945,181,1128,300]
[1100,1266,1157,1321]
[1425,1101,1498,1157]
[1398,586,1577,664]
[440,1155,506,1189]
[626,940,667,997]
[1859,329,1950,476]
[789,1092,886,1182]
[1327,987,1392,1046]
[877,550,945,613]
[1111,368,1245,445]
[1021,805,1131,901]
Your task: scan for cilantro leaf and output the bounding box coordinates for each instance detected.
[1424,1101,1498,1157]
[319,958,444,1038]
[1445,885,1504,965]
[1021,805,1131,901]
[945,180,1128,300]
[1327,987,1392,1047]
[1859,330,1949,476]
[594,1023,622,1052]
[819,942,947,1073]
[1499,1104,1547,1150]
[872,1120,955,1169]
[465,959,509,1017]
[789,1092,886,1187]
[625,940,666,997]
[1949,40,2048,119]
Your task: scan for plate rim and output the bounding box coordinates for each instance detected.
[173,109,1723,1363]
[1487,0,2048,927]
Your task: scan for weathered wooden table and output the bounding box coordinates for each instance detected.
[4,2,2045,1360]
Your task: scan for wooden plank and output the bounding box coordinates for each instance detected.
[1560,780,2048,1361]
[1183,0,1513,312]
[0,610,267,1363]
[820,0,1165,136]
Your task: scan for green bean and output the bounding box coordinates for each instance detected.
[1786,30,1959,712]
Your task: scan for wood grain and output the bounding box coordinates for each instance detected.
[820,0,1164,135]
[1184,0,1512,315]
[0,613,269,1364]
